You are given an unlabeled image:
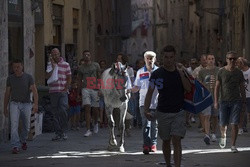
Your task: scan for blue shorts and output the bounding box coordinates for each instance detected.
[219,100,241,126]
[69,105,81,117]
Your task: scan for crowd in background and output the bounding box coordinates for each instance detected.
[5,46,250,167]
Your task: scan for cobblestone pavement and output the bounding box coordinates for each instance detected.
[0,122,250,167]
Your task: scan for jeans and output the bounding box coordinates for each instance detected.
[134,92,142,126]
[219,100,241,126]
[10,101,32,148]
[140,106,158,146]
[50,92,69,135]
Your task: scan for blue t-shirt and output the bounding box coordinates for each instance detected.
[149,67,184,113]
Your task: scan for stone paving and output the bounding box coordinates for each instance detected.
[0,122,250,167]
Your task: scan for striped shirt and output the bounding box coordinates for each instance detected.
[48,57,71,93]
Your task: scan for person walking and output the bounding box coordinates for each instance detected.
[46,48,72,141]
[4,59,38,154]
[193,54,207,132]
[236,57,249,134]
[98,60,108,128]
[214,51,246,153]
[198,54,220,145]
[131,51,159,154]
[77,50,101,137]
[68,81,81,130]
[145,45,191,167]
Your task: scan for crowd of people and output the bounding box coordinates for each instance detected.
[3,45,250,167]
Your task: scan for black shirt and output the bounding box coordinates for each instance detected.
[149,67,184,113]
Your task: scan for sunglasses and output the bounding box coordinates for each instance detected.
[227,57,237,61]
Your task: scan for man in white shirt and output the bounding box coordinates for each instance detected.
[236,57,250,134]
[131,51,159,154]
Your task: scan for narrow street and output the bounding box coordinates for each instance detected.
[1,123,250,167]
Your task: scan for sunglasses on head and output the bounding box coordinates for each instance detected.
[227,57,236,61]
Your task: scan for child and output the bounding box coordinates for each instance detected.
[68,81,81,130]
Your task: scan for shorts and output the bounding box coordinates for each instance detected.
[156,110,186,140]
[69,105,81,117]
[82,88,99,107]
[202,105,219,116]
[219,100,241,126]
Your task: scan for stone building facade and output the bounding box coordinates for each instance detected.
[153,0,250,62]
[0,1,8,141]
[94,0,130,65]
[123,0,154,64]
[94,0,131,65]
[35,0,89,85]
[0,0,130,139]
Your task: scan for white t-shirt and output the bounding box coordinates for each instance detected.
[126,66,134,81]
[192,65,205,78]
[242,68,250,98]
[133,65,159,109]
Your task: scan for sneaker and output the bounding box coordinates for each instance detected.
[94,124,99,134]
[52,134,62,141]
[22,143,27,150]
[12,147,19,154]
[238,128,243,135]
[203,134,210,145]
[143,145,150,155]
[219,137,226,148]
[150,145,157,152]
[231,146,238,153]
[191,117,196,123]
[61,133,68,140]
[243,127,248,133]
[84,130,92,137]
[211,133,217,142]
